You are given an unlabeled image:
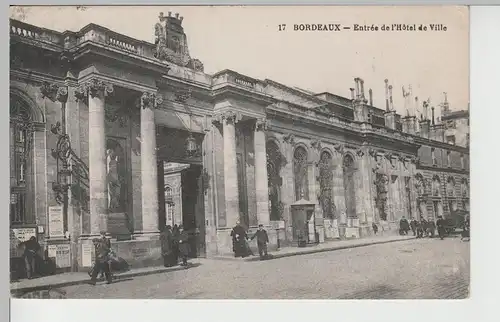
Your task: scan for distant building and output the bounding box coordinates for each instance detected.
[9,13,469,271]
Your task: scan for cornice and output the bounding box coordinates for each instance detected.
[211,85,275,106]
[413,136,469,154]
[10,69,65,86]
[69,41,171,75]
[416,164,469,175]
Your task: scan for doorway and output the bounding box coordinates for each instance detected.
[159,162,206,258]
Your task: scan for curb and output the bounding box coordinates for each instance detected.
[11,264,193,294]
[214,236,416,262]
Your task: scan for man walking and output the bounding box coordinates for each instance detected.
[399,216,410,235]
[90,237,112,285]
[23,236,40,279]
[251,224,269,260]
[436,216,446,240]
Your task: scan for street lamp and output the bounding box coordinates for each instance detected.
[40,82,71,234]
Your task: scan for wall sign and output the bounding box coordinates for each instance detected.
[48,206,64,238]
[48,244,71,268]
[81,243,93,268]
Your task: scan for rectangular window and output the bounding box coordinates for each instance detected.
[431,148,436,166]
[447,151,451,168]
[461,154,465,169]
[446,135,455,145]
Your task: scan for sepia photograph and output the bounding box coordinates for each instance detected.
[9,5,469,300]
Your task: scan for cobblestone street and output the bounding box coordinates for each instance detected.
[58,238,469,299]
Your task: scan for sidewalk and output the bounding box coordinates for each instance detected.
[11,234,415,294]
[213,234,416,262]
[11,262,201,295]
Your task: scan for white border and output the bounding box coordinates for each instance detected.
[3,4,499,322]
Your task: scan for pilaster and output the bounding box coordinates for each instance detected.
[254,118,270,226]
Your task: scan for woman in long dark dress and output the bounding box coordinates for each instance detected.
[230,221,247,257]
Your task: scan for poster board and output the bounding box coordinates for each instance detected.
[47,244,71,268]
[48,206,64,238]
[81,243,93,267]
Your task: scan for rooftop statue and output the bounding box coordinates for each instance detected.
[153,12,204,72]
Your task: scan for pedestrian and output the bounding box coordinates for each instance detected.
[23,236,40,279]
[160,225,175,267]
[436,216,446,240]
[372,222,378,235]
[177,225,190,268]
[427,218,436,238]
[90,237,112,285]
[230,220,247,258]
[416,219,425,238]
[98,231,111,279]
[172,224,180,266]
[410,219,418,236]
[399,216,410,235]
[461,216,470,241]
[251,224,269,260]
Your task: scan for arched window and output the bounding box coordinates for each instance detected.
[318,151,335,219]
[10,96,35,226]
[293,146,309,201]
[267,141,284,221]
[343,154,357,218]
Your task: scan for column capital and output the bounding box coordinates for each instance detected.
[75,78,114,102]
[141,92,163,109]
[213,110,242,125]
[254,117,269,132]
[39,82,68,103]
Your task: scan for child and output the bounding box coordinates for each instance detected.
[251,224,269,260]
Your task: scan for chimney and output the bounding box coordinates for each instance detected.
[389,85,394,111]
[384,79,390,111]
[369,88,373,106]
[430,107,445,142]
[352,78,369,124]
[350,88,355,100]
[360,79,366,100]
[441,92,450,116]
[354,78,360,99]
[419,100,431,139]
[384,81,396,130]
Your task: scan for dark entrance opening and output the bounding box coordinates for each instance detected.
[156,126,206,259]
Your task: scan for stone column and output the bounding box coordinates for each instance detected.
[216,110,242,228]
[139,92,163,235]
[254,118,270,226]
[75,79,113,235]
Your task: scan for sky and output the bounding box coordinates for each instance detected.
[10,6,469,119]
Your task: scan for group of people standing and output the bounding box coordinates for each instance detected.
[160,224,191,268]
[231,221,270,260]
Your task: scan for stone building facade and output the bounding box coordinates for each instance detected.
[9,13,469,271]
